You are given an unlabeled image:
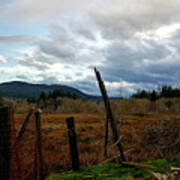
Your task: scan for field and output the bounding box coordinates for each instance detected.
[12,98,180,179]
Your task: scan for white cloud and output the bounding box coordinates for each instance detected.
[1,0,180,96]
[0,0,102,25]
[0,55,7,63]
[91,0,180,40]
[0,64,41,83]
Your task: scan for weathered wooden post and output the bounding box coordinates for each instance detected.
[0,107,12,180]
[11,105,22,180]
[94,68,126,161]
[104,114,109,156]
[34,110,44,180]
[14,109,34,149]
[66,117,79,170]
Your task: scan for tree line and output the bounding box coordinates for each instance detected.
[27,88,77,110]
[27,88,77,103]
[132,85,180,101]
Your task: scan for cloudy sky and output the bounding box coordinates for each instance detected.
[1,0,180,96]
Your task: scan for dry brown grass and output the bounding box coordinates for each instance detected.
[13,97,180,115]
[14,113,180,179]
[10,97,180,179]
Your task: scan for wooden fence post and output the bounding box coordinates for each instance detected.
[11,105,22,180]
[104,114,109,156]
[14,109,34,149]
[34,110,44,180]
[94,68,126,161]
[66,117,79,170]
[0,107,12,180]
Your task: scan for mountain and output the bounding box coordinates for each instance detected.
[0,81,102,100]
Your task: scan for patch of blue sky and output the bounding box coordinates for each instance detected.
[0,0,12,6]
[0,23,48,37]
[0,24,48,59]
[0,47,16,60]
[0,44,30,60]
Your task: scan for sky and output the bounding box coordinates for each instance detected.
[1,0,180,97]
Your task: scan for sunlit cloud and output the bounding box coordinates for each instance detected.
[0,55,7,63]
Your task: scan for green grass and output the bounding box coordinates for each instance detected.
[47,157,180,180]
[47,163,153,180]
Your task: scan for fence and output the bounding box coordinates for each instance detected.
[0,68,128,179]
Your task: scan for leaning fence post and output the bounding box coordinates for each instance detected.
[66,117,79,170]
[34,109,44,180]
[94,68,126,161]
[14,109,34,149]
[0,107,12,180]
[104,114,109,156]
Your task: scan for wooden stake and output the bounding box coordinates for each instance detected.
[0,107,12,180]
[11,105,22,180]
[94,68,126,161]
[66,117,79,170]
[34,110,44,180]
[104,114,109,156]
[13,108,34,149]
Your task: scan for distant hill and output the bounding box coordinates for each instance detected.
[0,81,102,100]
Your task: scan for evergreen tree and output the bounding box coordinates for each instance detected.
[132,90,150,99]
[150,90,158,102]
[131,85,180,100]
[52,89,64,99]
[27,97,36,104]
[39,91,47,101]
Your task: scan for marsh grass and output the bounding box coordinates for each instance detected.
[14,97,180,117]
[12,98,180,179]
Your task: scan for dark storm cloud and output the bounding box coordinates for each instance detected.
[104,40,170,68]
[97,38,174,86]
[99,67,174,85]
[65,77,99,95]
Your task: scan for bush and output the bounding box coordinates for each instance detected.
[142,118,180,158]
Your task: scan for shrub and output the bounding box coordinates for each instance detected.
[142,118,180,158]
